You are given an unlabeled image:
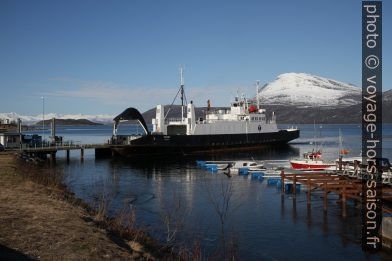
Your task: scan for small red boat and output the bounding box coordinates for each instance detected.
[290,150,335,170]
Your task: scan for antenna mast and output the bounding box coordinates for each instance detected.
[180,67,185,121]
[256,80,260,110]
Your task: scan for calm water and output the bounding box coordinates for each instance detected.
[25,124,392,260]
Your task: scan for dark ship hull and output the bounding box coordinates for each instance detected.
[111,129,299,157]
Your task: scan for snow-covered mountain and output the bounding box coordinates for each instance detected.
[0,112,114,125]
[384,89,392,102]
[257,73,361,107]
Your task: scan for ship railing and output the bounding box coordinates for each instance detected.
[165,118,186,124]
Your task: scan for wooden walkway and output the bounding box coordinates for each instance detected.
[19,143,113,161]
[280,171,392,215]
[21,143,111,152]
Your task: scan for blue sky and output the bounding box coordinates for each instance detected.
[0,0,391,115]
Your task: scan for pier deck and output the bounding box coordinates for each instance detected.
[18,143,114,161]
[280,170,392,215]
[21,143,111,152]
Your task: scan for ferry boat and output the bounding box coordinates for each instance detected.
[111,70,299,157]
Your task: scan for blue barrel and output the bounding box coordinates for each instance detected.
[239,167,249,175]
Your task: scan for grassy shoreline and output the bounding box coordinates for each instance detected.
[0,152,175,260]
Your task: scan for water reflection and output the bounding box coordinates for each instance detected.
[55,124,392,260]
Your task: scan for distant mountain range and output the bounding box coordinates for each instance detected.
[1,73,391,125]
[0,112,114,125]
[34,119,103,126]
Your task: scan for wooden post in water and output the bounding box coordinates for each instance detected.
[81,148,84,161]
[49,152,56,166]
[293,174,297,196]
[66,149,70,163]
[280,170,285,193]
[341,187,347,218]
[323,181,328,212]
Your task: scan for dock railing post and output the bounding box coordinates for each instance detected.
[338,156,342,172]
[280,170,285,193]
[354,160,359,178]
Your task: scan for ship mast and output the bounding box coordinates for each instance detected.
[180,67,185,122]
[256,80,260,110]
[164,68,187,120]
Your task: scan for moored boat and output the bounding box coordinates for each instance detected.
[229,160,266,174]
[290,150,335,170]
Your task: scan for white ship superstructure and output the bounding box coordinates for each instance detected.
[152,96,279,136]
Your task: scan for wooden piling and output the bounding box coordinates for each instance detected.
[307,178,311,206]
[293,174,297,196]
[80,148,84,160]
[66,149,70,162]
[323,181,328,212]
[279,170,392,217]
[342,187,347,218]
[50,152,56,161]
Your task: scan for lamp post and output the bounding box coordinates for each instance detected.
[41,96,45,147]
